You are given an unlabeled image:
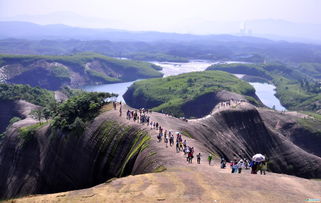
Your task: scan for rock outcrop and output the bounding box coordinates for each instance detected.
[183,103,321,178]
[0,110,156,199]
[0,100,36,134]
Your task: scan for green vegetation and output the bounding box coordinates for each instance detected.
[52,91,115,130]
[181,130,193,139]
[50,65,70,79]
[2,37,321,64]
[153,165,167,173]
[297,112,321,135]
[0,52,163,89]
[60,86,83,98]
[207,63,321,112]
[119,130,151,176]
[125,71,257,117]
[85,68,120,83]
[207,63,272,81]
[19,122,47,145]
[9,117,21,125]
[296,63,321,79]
[92,120,151,177]
[0,83,55,106]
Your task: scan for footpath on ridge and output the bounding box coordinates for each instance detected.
[8,103,321,203]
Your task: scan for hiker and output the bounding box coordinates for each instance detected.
[126,110,130,120]
[113,101,116,110]
[188,150,193,163]
[231,161,238,173]
[169,134,174,147]
[119,105,122,117]
[183,140,187,148]
[176,141,180,153]
[197,153,201,164]
[260,161,267,175]
[244,159,249,169]
[185,146,190,160]
[164,130,167,143]
[208,154,213,165]
[156,122,159,130]
[133,111,137,122]
[220,157,226,169]
[157,130,163,142]
[238,159,245,174]
[250,161,258,174]
[165,136,169,148]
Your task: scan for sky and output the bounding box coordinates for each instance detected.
[0,0,321,33]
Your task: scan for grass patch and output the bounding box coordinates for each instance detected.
[297,118,321,135]
[182,130,193,139]
[153,165,167,173]
[100,103,114,113]
[119,132,151,177]
[19,122,48,145]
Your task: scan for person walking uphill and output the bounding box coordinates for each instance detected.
[208,154,213,165]
[260,161,268,175]
[197,153,201,164]
[119,104,122,117]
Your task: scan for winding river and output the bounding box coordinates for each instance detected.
[83,60,286,111]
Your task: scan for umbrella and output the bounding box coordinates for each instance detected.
[252,154,265,162]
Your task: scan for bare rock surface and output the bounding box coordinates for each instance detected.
[1,102,321,202]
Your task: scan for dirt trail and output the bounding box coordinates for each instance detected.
[7,103,321,203]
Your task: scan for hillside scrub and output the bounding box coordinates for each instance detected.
[0,83,55,106]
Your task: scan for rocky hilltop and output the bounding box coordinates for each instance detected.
[1,102,321,202]
[0,53,163,90]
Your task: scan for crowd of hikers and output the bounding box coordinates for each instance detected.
[220,157,268,175]
[216,99,247,109]
[113,101,268,175]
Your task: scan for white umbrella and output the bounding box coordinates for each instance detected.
[252,154,265,162]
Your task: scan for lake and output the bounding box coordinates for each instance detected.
[82,61,286,111]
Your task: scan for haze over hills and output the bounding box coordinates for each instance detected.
[1,17,321,43]
[0,21,274,42]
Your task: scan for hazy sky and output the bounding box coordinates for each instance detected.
[1,0,321,32]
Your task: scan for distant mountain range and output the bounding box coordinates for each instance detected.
[0,19,320,44]
[1,11,321,44]
[0,21,274,43]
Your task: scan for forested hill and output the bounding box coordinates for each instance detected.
[0,53,163,90]
[124,71,260,118]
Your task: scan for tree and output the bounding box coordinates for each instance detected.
[42,107,51,121]
[30,107,44,123]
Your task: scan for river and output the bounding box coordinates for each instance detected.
[83,60,215,101]
[249,82,286,111]
[82,60,286,111]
